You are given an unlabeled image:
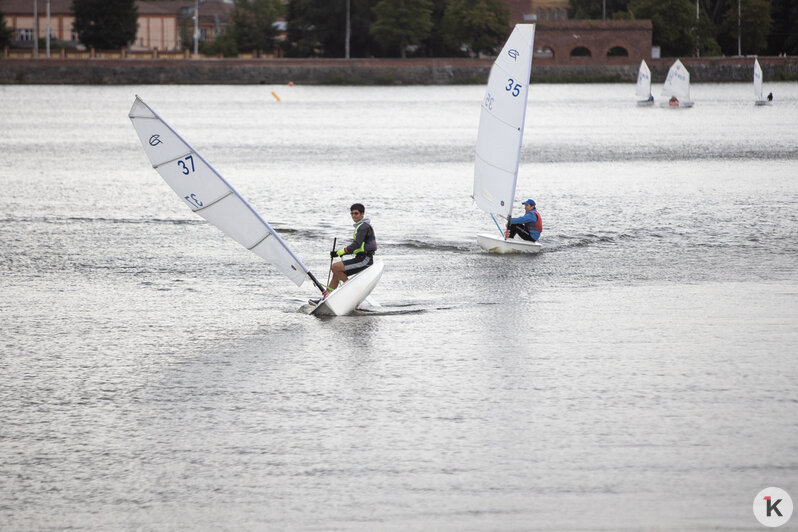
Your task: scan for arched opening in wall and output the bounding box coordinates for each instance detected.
[607,46,629,57]
[534,46,554,59]
[570,46,591,57]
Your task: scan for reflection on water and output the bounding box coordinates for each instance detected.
[1,84,797,530]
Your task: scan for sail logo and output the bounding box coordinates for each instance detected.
[149,134,163,146]
[753,487,793,527]
[507,49,519,61]
[500,201,505,206]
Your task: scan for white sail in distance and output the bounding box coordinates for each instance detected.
[473,24,535,218]
[661,59,691,102]
[754,58,764,101]
[128,96,309,286]
[636,59,652,99]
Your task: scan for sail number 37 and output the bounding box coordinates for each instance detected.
[177,155,203,208]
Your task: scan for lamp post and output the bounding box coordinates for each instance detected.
[345,0,350,59]
[695,0,700,57]
[46,0,50,58]
[737,0,741,56]
[602,0,606,21]
[193,0,199,59]
[33,0,38,58]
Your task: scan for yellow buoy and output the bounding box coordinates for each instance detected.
[271,91,281,102]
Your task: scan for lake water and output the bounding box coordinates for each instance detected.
[1,82,797,530]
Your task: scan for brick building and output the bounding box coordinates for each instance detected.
[534,20,653,64]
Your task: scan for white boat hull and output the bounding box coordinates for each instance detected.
[477,233,541,254]
[636,99,654,107]
[755,100,771,106]
[310,259,384,316]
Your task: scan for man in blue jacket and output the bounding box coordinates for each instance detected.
[504,198,542,242]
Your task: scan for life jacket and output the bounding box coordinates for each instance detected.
[352,220,378,255]
[524,210,542,233]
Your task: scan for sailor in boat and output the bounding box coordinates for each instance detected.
[767,92,773,102]
[312,203,378,302]
[669,96,679,107]
[504,199,542,242]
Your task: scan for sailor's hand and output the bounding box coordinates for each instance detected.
[330,250,337,258]
[336,248,346,257]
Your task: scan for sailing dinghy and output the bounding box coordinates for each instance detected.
[473,24,541,254]
[636,59,654,106]
[660,59,694,108]
[753,58,770,106]
[128,96,381,316]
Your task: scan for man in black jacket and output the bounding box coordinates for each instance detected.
[323,203,377,298]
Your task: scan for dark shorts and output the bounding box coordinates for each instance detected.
[343,254,374,275]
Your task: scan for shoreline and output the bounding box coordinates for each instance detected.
[2,56,797,84]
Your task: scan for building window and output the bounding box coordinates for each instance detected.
[534,46,554,59]
[16,28,34,41]
[554,9,559,20]
[570,46,591,57]
[607,46,629,57]
[561,9,568,20]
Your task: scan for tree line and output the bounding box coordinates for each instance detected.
[570,0,798,57]
[2,0,796,58]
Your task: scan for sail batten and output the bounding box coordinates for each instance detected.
[128,96,310,287]
[472,24,535,218]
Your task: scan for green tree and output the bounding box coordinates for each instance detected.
[72,0,138,50]
[200,30,239,57]
[442,0,510,56]
[370,0,433,57]
[0,10,13,50]
[284,0,378,58]
[767,0,798,54]
[232,0,283,55]
[717,0,771,54]
[629,0,699,56]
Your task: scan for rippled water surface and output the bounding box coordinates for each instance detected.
[1,82,797,530]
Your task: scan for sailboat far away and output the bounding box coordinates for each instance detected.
[753,58,772,106]
[660,59,694,108]
[473,24,542,254]
[636,59,655,106]
[128,96,383,316]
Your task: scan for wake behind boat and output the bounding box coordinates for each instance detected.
[472,24,541,255]
[128,96,381,315]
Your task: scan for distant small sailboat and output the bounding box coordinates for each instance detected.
[753,58,771,106]
[128,96,382,316]
[661,59,694,108]
[472,24,542,254]
[636,59,655,106]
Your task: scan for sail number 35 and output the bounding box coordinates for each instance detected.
[505,78,522,97]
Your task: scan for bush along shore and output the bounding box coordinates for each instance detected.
[2,57,797,85]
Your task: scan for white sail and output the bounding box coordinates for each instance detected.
[473,24,535,218]
[636,59,652,99]
[661,59,692,102]
[754,58,764,101]
[128,96,309,287]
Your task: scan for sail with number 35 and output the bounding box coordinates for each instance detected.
[473,24,535,219]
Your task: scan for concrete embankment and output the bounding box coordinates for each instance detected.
[2,56,797,84]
